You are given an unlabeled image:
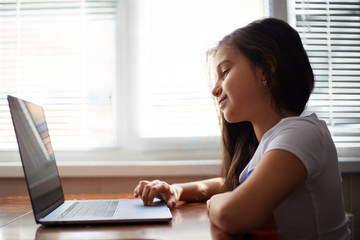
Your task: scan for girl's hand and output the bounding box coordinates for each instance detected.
[134,179,178,209]
[210,222,244,240]
[206,191,232,216]
[207,192,244,238]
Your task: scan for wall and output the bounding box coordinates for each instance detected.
[343,173,360,239]
[0,176,212,195]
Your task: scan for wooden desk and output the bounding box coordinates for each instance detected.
[0,194,239,240]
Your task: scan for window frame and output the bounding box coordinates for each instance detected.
[0,0,358,176]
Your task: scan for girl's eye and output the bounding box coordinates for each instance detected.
[222,69,229,78]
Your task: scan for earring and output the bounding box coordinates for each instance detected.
[263,80,268,88]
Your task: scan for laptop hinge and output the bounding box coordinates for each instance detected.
[35,197,64,222]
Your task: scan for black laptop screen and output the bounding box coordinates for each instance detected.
[8,96,64,218]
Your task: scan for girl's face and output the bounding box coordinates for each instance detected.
[211,46,270,123]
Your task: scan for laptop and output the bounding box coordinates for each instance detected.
[7,95,172,225]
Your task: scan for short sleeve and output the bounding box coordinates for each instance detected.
[265,119,327,179]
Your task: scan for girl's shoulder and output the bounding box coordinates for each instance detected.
[269,113,329,140]
[264,113,336,179]
[280,113,325,127]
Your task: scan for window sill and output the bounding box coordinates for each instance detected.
[0,158,359,178]
[337,158,360,173]
[0,160,221,178]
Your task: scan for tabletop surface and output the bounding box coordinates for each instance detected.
[0,194,239,240]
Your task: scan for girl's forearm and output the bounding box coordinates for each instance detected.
[172,177,226,202]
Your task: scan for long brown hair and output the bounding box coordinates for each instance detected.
[209,18,314,190]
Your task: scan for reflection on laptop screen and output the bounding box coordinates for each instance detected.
[8,96,64,218]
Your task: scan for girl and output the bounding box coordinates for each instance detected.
[133,18,350,239]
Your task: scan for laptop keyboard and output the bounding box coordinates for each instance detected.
[58,201,119,219]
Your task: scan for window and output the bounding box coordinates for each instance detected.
[130,0,265,154]
[0,0,265,162]
[136,0,264,139]
[289,0,360,157]
[1,0,358,164]
[0,0,116,150]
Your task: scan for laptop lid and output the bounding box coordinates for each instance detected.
[8,95,172,225]
[8,95,65,223]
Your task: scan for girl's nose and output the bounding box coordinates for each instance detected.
[212,84,222,97]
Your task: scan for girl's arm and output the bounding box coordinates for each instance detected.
[207,149,307,235]
[134,177,226,209]
[173,177,226,202]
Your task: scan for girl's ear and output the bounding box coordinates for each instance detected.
[261,57,276,88]
[265,56,277,75]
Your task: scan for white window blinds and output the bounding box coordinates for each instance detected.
[292,0,360,151]
[0,0,116,150]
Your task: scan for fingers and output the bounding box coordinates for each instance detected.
[134,180,152,200]
[166,195,177,209]
[146,182,164,205]
[166,185,178,209]
[134,180,149,198]
[141,181,157,205]
[133,180,177,209]
[134,180,163,205]
[142,180,167,206]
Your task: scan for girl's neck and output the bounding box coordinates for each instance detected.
[252,109,298,142]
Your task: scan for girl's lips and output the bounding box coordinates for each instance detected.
[218,96,227,108]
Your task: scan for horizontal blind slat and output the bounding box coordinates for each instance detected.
[295,0,360,149]
[0,0,116,150]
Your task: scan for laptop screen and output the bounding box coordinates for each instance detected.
[8,96,64,218]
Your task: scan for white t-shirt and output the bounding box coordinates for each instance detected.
[238,113,351,240]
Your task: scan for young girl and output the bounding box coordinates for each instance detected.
[133,18,351,239]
